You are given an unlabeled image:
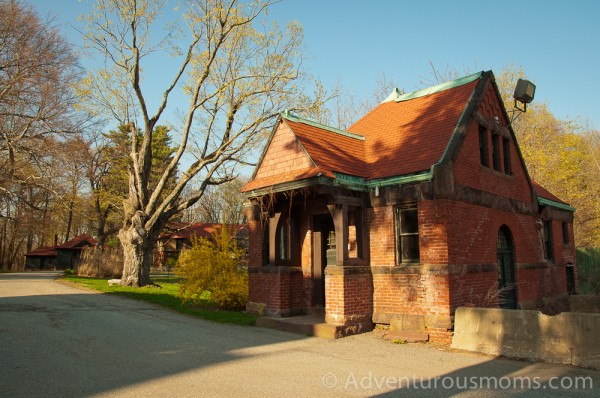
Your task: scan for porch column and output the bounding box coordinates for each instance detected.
[327,204,348,265]
[324,265,374,337]
[268,212,281,265]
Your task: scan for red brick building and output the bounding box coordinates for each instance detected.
[241,71,577,341]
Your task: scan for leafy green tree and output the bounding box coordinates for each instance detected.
[87,124,177,246]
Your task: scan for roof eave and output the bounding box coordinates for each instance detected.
[538,197,575,212]
[243,169,436,198]
[243,176,329,198]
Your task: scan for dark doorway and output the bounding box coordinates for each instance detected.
[497,226,517,309]
[312,215,335,307]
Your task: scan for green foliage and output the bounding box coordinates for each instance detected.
[175,227,248,310]
[64,269,76,275]
[576,248,600,295]
[165,256,178,270]
[63,276,255,326]
[102,124,177,196]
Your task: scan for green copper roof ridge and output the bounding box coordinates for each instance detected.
[382,71,483,103]
[281,110,365,141]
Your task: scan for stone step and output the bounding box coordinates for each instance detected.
[256,315,373,339]
[255,315,344,339]
[384,330,429,343]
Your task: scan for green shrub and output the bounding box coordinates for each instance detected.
[175,227,248,310]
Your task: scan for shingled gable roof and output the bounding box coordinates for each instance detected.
[55,234,97,249]
[347,72,482,180]
[244,72,562,199]
[25,246,57,257]
[282,113,367,177]
[241,112,366,192]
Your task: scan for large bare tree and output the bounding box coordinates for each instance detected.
[79,0,328,286]
[0,0,84,268]
[181,177,248,225]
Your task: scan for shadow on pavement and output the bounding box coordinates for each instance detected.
[0,274,307,397]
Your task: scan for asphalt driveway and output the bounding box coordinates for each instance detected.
[1,272,598,397]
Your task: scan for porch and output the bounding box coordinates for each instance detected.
[245,186,374,337]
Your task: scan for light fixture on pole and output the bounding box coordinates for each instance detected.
[513,79,536,112]
[509,78,536,124]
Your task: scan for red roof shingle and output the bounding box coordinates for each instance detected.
[244,73,481,194]
[55,234,96,249]
[25,246,57,257]
[348,80,478,179]
[532,181,569,205]
[283,118,367,178]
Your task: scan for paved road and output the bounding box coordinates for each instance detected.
[1,272,599,397]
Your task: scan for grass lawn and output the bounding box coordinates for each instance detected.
[63,275,255,326]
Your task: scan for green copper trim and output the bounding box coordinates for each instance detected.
[332,173,369,191]
[382,71,482,103]
[538,197,575,212]
[366,170,433,188]
[281,110,365,141]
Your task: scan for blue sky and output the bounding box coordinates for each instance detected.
[30,0,600,129]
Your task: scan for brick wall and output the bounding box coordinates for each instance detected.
[248,267,303,316]
[454,83,532,204]
[367,207,396,266]
[325,266,373,325]
[369,197,570,339]
[247,218,264,267]
[370,200,451,316]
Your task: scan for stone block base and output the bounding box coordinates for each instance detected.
[385,331,429,343]
[318,318,374,339]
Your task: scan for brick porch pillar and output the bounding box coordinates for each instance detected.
[324,265,373,337]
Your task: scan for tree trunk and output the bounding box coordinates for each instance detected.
[118,211,154,287]
[64,201,74,243]
[95,210,107,247]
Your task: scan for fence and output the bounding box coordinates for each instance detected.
[77,246,123,278]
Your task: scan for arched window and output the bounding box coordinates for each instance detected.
[497,226,517,309]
